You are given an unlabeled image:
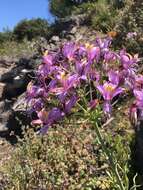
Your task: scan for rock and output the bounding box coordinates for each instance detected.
[0,83,6,99]
[0,60,15,82]
[0,99,14,135]
[0,101,5,113]
[0,100,13,113]
[61,30,68,38]
[0,55,36,135]
[12,93,27,112]
[49,43,57,50]
[70,27,77,34]
[50,36,60,43]
[0,65,22,83]
[11,93,31,132]
[2,75,29,98]
[0,111,13,135]
[0,59,35,99]
[0,93,30,136]
[75,33,83,41]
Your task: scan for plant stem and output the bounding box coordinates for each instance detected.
[94,121,126,190]
[77,102,88,113]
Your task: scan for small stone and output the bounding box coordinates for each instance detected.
[0,111,12,134]
[0,83,6,99]
[21,69,30,73]
[70,27,77,34]
[50,36,60,42]
[14,76,21,80]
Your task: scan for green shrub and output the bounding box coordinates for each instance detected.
[91,1,117,32]
[49,0,127,33]
[0,30,13,44]
[113,0,143,55]
[70,0,125,32]
[5,125,104,190]
[49,0,75,18]
[13,18,50,41]
[0,39,36,59]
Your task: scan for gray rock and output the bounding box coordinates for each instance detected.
[50,36,60,43]
[0,111,13,135]
[12,93,27,112]
[70,27,77,34]
[75,33,83,41]
[2,76,28,98]
[0,83,6,99]
[0,62,33,99]
[49,43,57,50]
[0,101,5,113]
[0,93,30,135]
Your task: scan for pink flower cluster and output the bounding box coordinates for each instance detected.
[26,37,141,133]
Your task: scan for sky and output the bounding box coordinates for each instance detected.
[0,0,54,31]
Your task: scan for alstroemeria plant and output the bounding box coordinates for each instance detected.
[26,37,142,133]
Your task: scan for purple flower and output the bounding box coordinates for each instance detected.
[80,43,100,61]
[120,51,139,70]
[108,70,120,85]
[89,69,100,82]
[75,60,88,80]
[95,37,112,54]
[38,107,64,134]
[26,83,47,100]
[39,125,49,135]
[119,52,139,89]
[62,42,77,60]
[32,109,49,125]
[32,108,64,133]
[103,101,112,115]
[124,77,134,90]
[43,54,53,65]
[134,75,143,89]
[88,46,100,61]
[133,89,143,108]
[64,95,78,113]
[38,63,58,78]
[97,82,123,114]
[89,99,99,110]
[126,32,137,39]
[26,84,38,98]
[97,82,123,101]
[33,98,44,112]
[47,107,65,124]
[104,51,117,62]
[50,73,79,102]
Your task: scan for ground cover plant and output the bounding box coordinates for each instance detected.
[0,40,34,58]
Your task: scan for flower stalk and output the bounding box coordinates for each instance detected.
[92,120,126,190]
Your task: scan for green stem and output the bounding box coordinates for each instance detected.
[89,79,93,101]
[94,122,126,190]
[77,102,88,113]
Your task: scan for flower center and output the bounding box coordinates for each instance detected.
[85,43,93,50]
[105,84,115,92]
